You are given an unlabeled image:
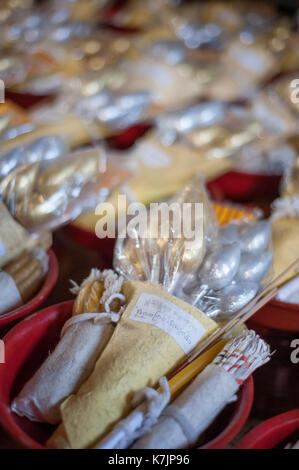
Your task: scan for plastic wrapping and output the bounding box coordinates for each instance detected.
[0,135,67,180]
[0,144,131,232]
[181,218,273,320]
[251,73,299,138]
[155,104,262,156]
[114,175,218,294]
[155,102,227,146]
[0,247,49,315]
[32,88,152,135]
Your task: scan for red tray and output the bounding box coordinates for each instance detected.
[207,170,281,203]
[237,409,299,449]
[0,250,59,331]
[0,300,253,449]
[248,299,299,332]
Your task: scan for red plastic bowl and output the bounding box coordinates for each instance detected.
[63,223,116,255]
[207,170,281,203]
[248,299,299,332]
[0,250,59,331]
[0,300,253,449]
[246,300,299,418]
[237,409,299,449]
[6,91,54,110]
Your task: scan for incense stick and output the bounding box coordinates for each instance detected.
[186,287,277,364]
[225,288,277,333]
[260,257,299,292]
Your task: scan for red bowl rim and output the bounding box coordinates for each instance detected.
[237,409,299,449]
[218,170,282,180]
[248,298,299,332]
[269,298,299,311]
[200,375,254,449]
[0,249,59,327]
[0,300,253,449]
[0,301,73,449]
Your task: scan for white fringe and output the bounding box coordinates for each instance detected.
[213,330,271,382]
[69,269,124,306]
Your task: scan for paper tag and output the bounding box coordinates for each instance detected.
[0,239,6,259]
[130,293,206,354]
[0,271,22,314]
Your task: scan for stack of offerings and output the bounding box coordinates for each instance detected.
[12,177,272,448]
[0,201,50,316]
[0,134,130,315]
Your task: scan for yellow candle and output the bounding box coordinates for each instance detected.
[159,339,228,400]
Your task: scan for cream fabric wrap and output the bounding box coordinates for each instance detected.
[12,313,117,424]
[0,271,22,314]
[132,363,238,449]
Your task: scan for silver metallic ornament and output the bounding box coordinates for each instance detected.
[218,224,239,245]
[75,90,151,129]
[95,91,151,128]
[0,135,66,180]
[235,251,273,284]
[0,123,35,143]
[199,242,241,290]
[238,220,271,253]
[156,101,226,145]
[219,281,259,317]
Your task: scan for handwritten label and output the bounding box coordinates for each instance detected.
[130,293,206,354]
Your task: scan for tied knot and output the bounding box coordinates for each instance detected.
[96,377,170,449]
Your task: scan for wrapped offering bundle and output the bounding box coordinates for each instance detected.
[49,281,217,448]
[47,177,219,448]
[0,247,49,315]
[42,178,276,449]
[0,133,130,317]
[0,144,130,231]
[12,269,126,424]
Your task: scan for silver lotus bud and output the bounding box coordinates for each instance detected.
[239,220,271,253]
[235,251,273,283]
[27,136,66,162]
[199,242,241,290]
[219,281,259,317]
[218,224,239,245]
